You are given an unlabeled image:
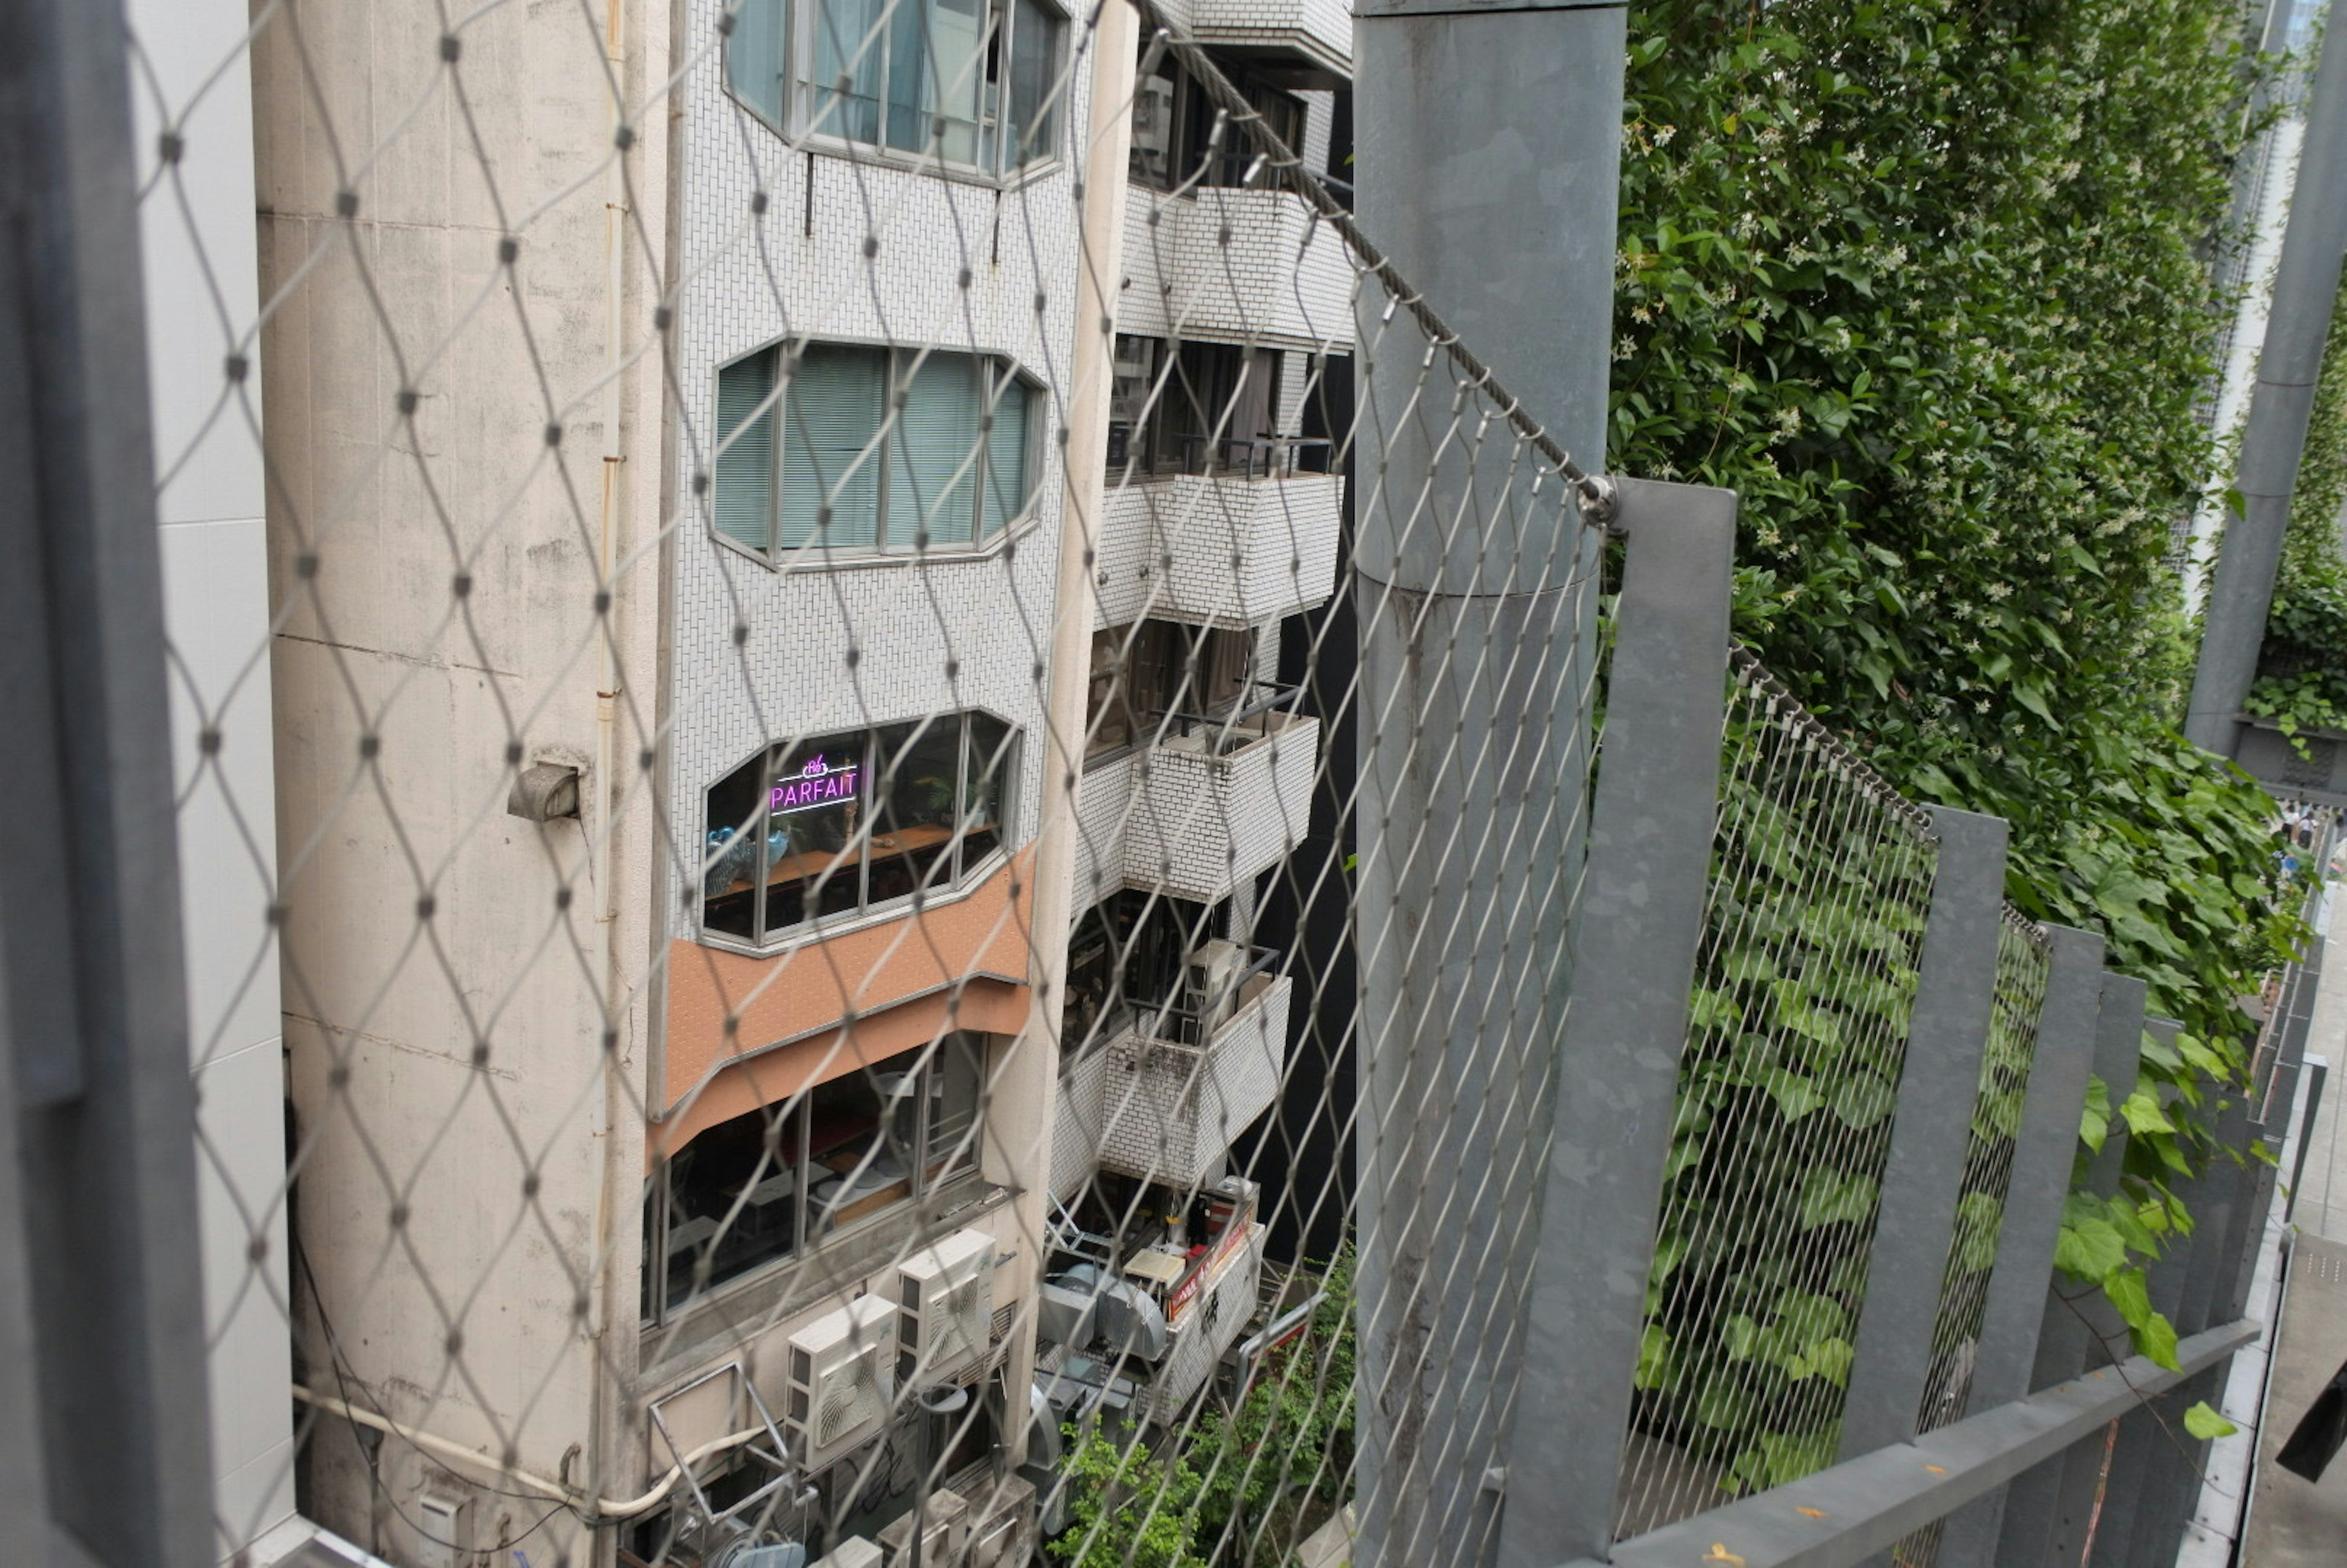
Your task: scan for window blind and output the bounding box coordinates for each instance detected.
[983,372,1031,538]
[714,350,777,552]
[887,354,982,546]
[781,344,886,549]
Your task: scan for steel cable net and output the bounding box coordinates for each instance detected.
[1611,648,1939,1538]
[1890,911,2051,1568]
[134,0,1611,1564]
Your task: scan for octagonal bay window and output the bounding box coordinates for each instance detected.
[700,710,1019,948]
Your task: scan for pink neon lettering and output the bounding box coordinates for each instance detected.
[770,757,858,814]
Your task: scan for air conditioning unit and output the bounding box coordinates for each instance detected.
[963,1473,1037,1568]
[1185,939,1248,1036]
[876,1491,968,1567]
[785,1296,897,1470]
[1130,75,1176,155]
[897,1228,995,1384]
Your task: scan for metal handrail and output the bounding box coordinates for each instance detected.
[1146,678,1306,744]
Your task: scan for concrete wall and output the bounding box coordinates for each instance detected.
[252,1,670,1560]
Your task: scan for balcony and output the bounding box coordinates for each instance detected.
[1120,186,1356,353]
[1152,0,1351,84]
[1098,962,1292,1187]
[1123,708,1320,904]
[1140,1220,1267,1424]
[1095,449,1343,631]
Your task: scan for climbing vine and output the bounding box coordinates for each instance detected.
[1609,0,2295,1490]
[2247,269,2347,745]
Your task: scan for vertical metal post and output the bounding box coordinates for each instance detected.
[0,0,213,1562]
[1838,807,2009,1462]
[2008,975,2147,1568]
[1934,925,2106,1568]
[2186,15,2347,753]
[2288,1060,2327,1223]
[2119,1097,2253,1568]
[1494,479,1735,1568]
[1351,7,1626,1565]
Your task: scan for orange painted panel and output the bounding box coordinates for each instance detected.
[656,850,1036,1149]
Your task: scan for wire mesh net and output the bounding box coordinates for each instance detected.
[138,1,1610,1564]
[97,1,2127,1566]
[1611,648,1939,1537]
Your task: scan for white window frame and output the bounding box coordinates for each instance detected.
[721,0,1071,181]
[707,339,1048,568]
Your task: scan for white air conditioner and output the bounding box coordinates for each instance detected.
[1130,75,1176,155]
[877,1492,968,1567]
[1185,939,1247,1036]
[897,1228,995,1383]
[785,1296,897,1470]
[809,1540,883,1568]
[963,1473,1037,1568]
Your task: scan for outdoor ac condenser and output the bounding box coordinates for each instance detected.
[784,1295,897,1471]
[895,1227,994,1383]
[1185,939,1247,1035]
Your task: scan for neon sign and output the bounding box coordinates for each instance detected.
[770,752,859,814]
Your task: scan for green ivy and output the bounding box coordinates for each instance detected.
[2247,266,2347,742]
[1611,0,2294,1476]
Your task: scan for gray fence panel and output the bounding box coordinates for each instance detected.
[1839,806,2010,1462]
[1567,1320,2256,1568]
[1497,478,1736,1568]
[0,0,215,1563]
[1934,925,2106,1568]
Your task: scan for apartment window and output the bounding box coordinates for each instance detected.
[714,343,1039,562]
[725,0,1065,173]
[1127,53,1302,192]
[702,711,1018,947]
[1084,622,1255,761]
[646,1033,989,1314]
[1107,337,1280,477]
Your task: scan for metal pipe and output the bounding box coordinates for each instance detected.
[2185,17,2347,754]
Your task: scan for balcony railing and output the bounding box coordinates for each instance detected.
[1093,467,1343,630]
[1120,185,1356,353]
[1123,707,1320,903]
[1098,965,1292,1187]
[1150,0,1351,84]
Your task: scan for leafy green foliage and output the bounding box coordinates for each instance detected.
[2183,1400,2239,1440]
[1049,1424,1208,1568]
[1613,0,2293,1478]
[1636,700,1932,1486]
[1183,1251,1357,1565]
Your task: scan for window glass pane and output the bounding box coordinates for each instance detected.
[887,354,982,548]
[780,344,886,551]
[727,0,788,126]
[808,1049,919,1235]
[760,730,866,934]
[702,749,766,939]
[713,350,777,552]
[867,718,961,906]
[908,0,986,161]
[659,1099,805,1308]
[925,1033,985,1186]
[982,370,1032,537]
[1007,0,1061,167]
[806,0,886,142]
[961,710,1013,871]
